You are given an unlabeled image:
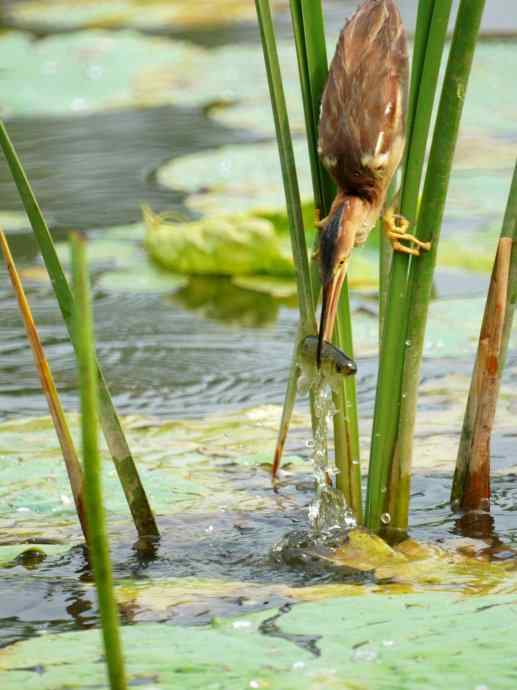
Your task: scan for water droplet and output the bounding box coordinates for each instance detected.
[249,681,261,689]
[381,512,391,524]
[233,620,252,630]
[306,439,315,449]
[292,661,305,670]
[382,639,395,647]
[405,339,411,347]
[352,646,378,663]
[352,459,360,466]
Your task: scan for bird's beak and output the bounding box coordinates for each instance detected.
[317,263,348,367]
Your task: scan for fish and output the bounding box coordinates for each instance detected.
[300,336,357,379]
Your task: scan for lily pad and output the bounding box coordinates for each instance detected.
[144,207,293,276]
[1,593,517,689]
[156,141,313,216]
[6,0,287,32]
[54,229,187,294]
[0,31,207,118]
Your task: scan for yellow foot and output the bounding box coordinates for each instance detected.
[383,208,431,256]
[315,208,329,230]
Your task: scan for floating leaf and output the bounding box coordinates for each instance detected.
[7,0,288,32]
[1,593,517,689]
[156,141,313,216]
[144,208,293,276]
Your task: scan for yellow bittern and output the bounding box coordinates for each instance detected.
[316,0,430,364]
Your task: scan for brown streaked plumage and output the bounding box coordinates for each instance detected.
[316,0,409,365]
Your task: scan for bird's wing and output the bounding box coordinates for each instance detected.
[318,0,408,198]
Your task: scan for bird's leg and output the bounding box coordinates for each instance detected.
[383,207,431,256]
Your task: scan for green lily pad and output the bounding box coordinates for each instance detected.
[1,593,516,689]
[0,31,206,118]
[156,141,313,216]
[97,266,187,294]
[54,229,187,294]
[145,207,293,276]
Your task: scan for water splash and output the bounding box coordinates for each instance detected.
[301,368,356,540]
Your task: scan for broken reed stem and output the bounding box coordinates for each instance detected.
[498,162,517,375]
[0,120,158,538]
[0,229,88,540]
[452,161,517,510]
[453,240,511,510]
[71,233,127,690]
[366,0,453,532]
[289,0,362,521]
[389,0,486,532]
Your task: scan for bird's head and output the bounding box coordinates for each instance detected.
[317,196,368,366]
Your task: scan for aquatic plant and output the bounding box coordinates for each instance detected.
[70,233,127,690]
[379,0,487,533]
[258,0,362,519]
[452,160,517,510]
[288,0,362,519]
[256,0,510,536]
[366,0,455,532]
[0,120,159,539]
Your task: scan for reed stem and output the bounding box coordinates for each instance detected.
[390,0,486,532]
[0,229,88,540]
[0,120,158,538]
[255,0,316,331]
[71,233,127,690]
[366,0,453,531]
[452,162,517,510]
[290,0,362,520]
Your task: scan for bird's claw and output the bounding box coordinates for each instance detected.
[383,208,431,256]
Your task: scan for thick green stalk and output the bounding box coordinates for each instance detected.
[391,0,486,531]
[0,229,88,540]
[403,0,436,174]
[452,161,517,508]
[255,0,316,330]
[366,0,453,532]
[71,233,127,690]
[0,121,158,538]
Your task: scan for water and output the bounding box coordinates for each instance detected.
[305,376,356,539]
[1,6,517,680]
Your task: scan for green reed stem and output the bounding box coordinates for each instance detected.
[0,121,158,538]
[71,233,127,690]
[286,0,361,519]
[452,161,517,508]
[255,0,316,331]
[390,0,486,531]
[366,0,453,532]
[0,229,88,540]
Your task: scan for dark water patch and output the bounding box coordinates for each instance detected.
[259,603,322,657]
[0,105,261,231]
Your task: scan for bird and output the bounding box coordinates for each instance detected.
[316,0,430,365]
